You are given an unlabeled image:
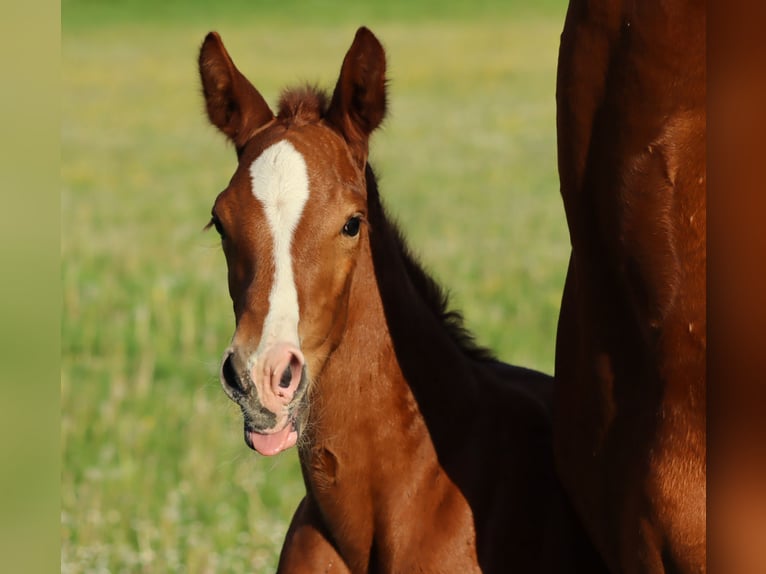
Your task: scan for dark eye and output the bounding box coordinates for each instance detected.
[208,215,225,239]
[342,216,361,237]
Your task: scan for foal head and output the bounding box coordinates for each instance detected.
[199,28,387,455]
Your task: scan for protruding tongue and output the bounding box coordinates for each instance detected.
[248,423,297,456]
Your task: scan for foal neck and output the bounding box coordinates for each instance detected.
[304,234,427,457]
[296,167,559,571]
[299,213,479,571]
[302,165,492,480]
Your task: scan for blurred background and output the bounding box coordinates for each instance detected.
[61,0,569,571]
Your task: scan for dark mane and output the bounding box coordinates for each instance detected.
[277,85,329,125]
[365,164,496,363]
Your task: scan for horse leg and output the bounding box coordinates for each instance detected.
[276,495,350,574]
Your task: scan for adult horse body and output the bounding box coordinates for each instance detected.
[199,28,605,573]
[554,1,706,572]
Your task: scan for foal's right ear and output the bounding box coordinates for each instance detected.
[198,32,274,151]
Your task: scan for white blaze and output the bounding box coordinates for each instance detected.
[249,140,309,352]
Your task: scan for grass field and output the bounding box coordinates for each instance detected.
[62,1,569,571]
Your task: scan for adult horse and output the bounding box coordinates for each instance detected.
[553,1,706,572]
[199,27,605,573]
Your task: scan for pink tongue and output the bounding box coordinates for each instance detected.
[248,423,297,456]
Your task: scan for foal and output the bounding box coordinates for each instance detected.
[199,27,604,573]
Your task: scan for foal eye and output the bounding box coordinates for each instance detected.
[207,215,226,239]
[342,216,361,237]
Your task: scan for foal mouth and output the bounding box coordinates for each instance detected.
[244,414,300,456]
[238,364,308,456]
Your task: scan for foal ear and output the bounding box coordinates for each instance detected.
[326,27,387,166]
[198,32,274,150]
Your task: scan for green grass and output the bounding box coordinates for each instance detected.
[62,1,568,571]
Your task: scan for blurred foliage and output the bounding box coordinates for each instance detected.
[62,0,567,28]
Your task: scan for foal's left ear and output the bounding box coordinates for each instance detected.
[326,27,387,167]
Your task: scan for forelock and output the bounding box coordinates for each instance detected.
[277,85,329,126]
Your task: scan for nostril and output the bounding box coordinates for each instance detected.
[277,352,304,392]
[222,353,245,395]
[278,366,292,389]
